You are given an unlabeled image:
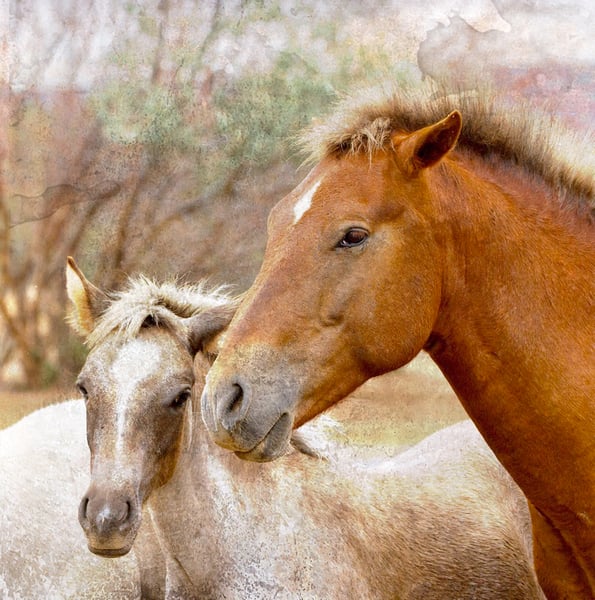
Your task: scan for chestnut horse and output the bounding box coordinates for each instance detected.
[66,258,544,599]
[201,87,595,599]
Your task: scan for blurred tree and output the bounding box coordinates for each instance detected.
[1,0,415,388]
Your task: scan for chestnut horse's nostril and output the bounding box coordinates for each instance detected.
[218,382,248,432]
[228,384,243,414]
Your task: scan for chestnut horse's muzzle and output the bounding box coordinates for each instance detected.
[79,481,141,557]
[201,367,296,462]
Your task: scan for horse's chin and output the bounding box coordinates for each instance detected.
[85,524,139,559]
[234,413,292,462]
[87,543,133,558]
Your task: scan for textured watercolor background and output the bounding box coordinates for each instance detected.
[0,1,593,596]
[2,0,593,395]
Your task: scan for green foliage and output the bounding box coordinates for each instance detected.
[88,0,421,194]
[212,51,336,171]
[89,82,191,149]
[62,336,89,377]
[40,358,59,388]
[90,47,416,193]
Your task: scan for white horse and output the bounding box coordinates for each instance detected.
[64,257,544,599]
[0,399,166,599]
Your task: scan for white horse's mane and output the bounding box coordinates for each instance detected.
[86,276,236,349]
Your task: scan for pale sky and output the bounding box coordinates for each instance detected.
[5,0,594,91]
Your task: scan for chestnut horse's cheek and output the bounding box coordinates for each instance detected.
[351,289,439,375]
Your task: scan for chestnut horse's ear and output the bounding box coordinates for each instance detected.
[394,110,462,175]
[186,301,238,360]
[65,256,109,337]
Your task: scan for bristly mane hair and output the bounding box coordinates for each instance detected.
[84,276,236,350]
[299,83,595,217]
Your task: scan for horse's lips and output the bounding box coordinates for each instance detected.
[234,413,292,462]
[87,543,133,558]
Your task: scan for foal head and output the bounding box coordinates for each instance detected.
[66,258,236,557]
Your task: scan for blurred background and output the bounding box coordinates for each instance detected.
[1,0,594,427]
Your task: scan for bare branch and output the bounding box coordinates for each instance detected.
[7,181,120,227]
[140,163,244,251]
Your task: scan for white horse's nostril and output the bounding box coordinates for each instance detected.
[78,496,90,529]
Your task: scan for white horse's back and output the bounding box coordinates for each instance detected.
[291,419,540,599]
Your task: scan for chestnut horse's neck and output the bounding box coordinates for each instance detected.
[426,152,594,526]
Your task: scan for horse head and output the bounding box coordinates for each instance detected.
[201,110,462,461]
[66,257,237,557]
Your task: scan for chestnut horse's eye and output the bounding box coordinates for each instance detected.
[337,228,369,248]
[169,389,191,410]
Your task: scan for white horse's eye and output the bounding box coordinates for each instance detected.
[77,383,89,401]
[169,389,191,410]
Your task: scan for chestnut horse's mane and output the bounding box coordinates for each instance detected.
[84,276,235,349]
[299,84,595,216]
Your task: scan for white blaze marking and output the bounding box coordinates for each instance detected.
[111,339,162,452]
[292,178,322,224]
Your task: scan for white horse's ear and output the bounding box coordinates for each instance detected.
[186,301,238,361]
[65,257,108,337]
[394,110,462,175]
